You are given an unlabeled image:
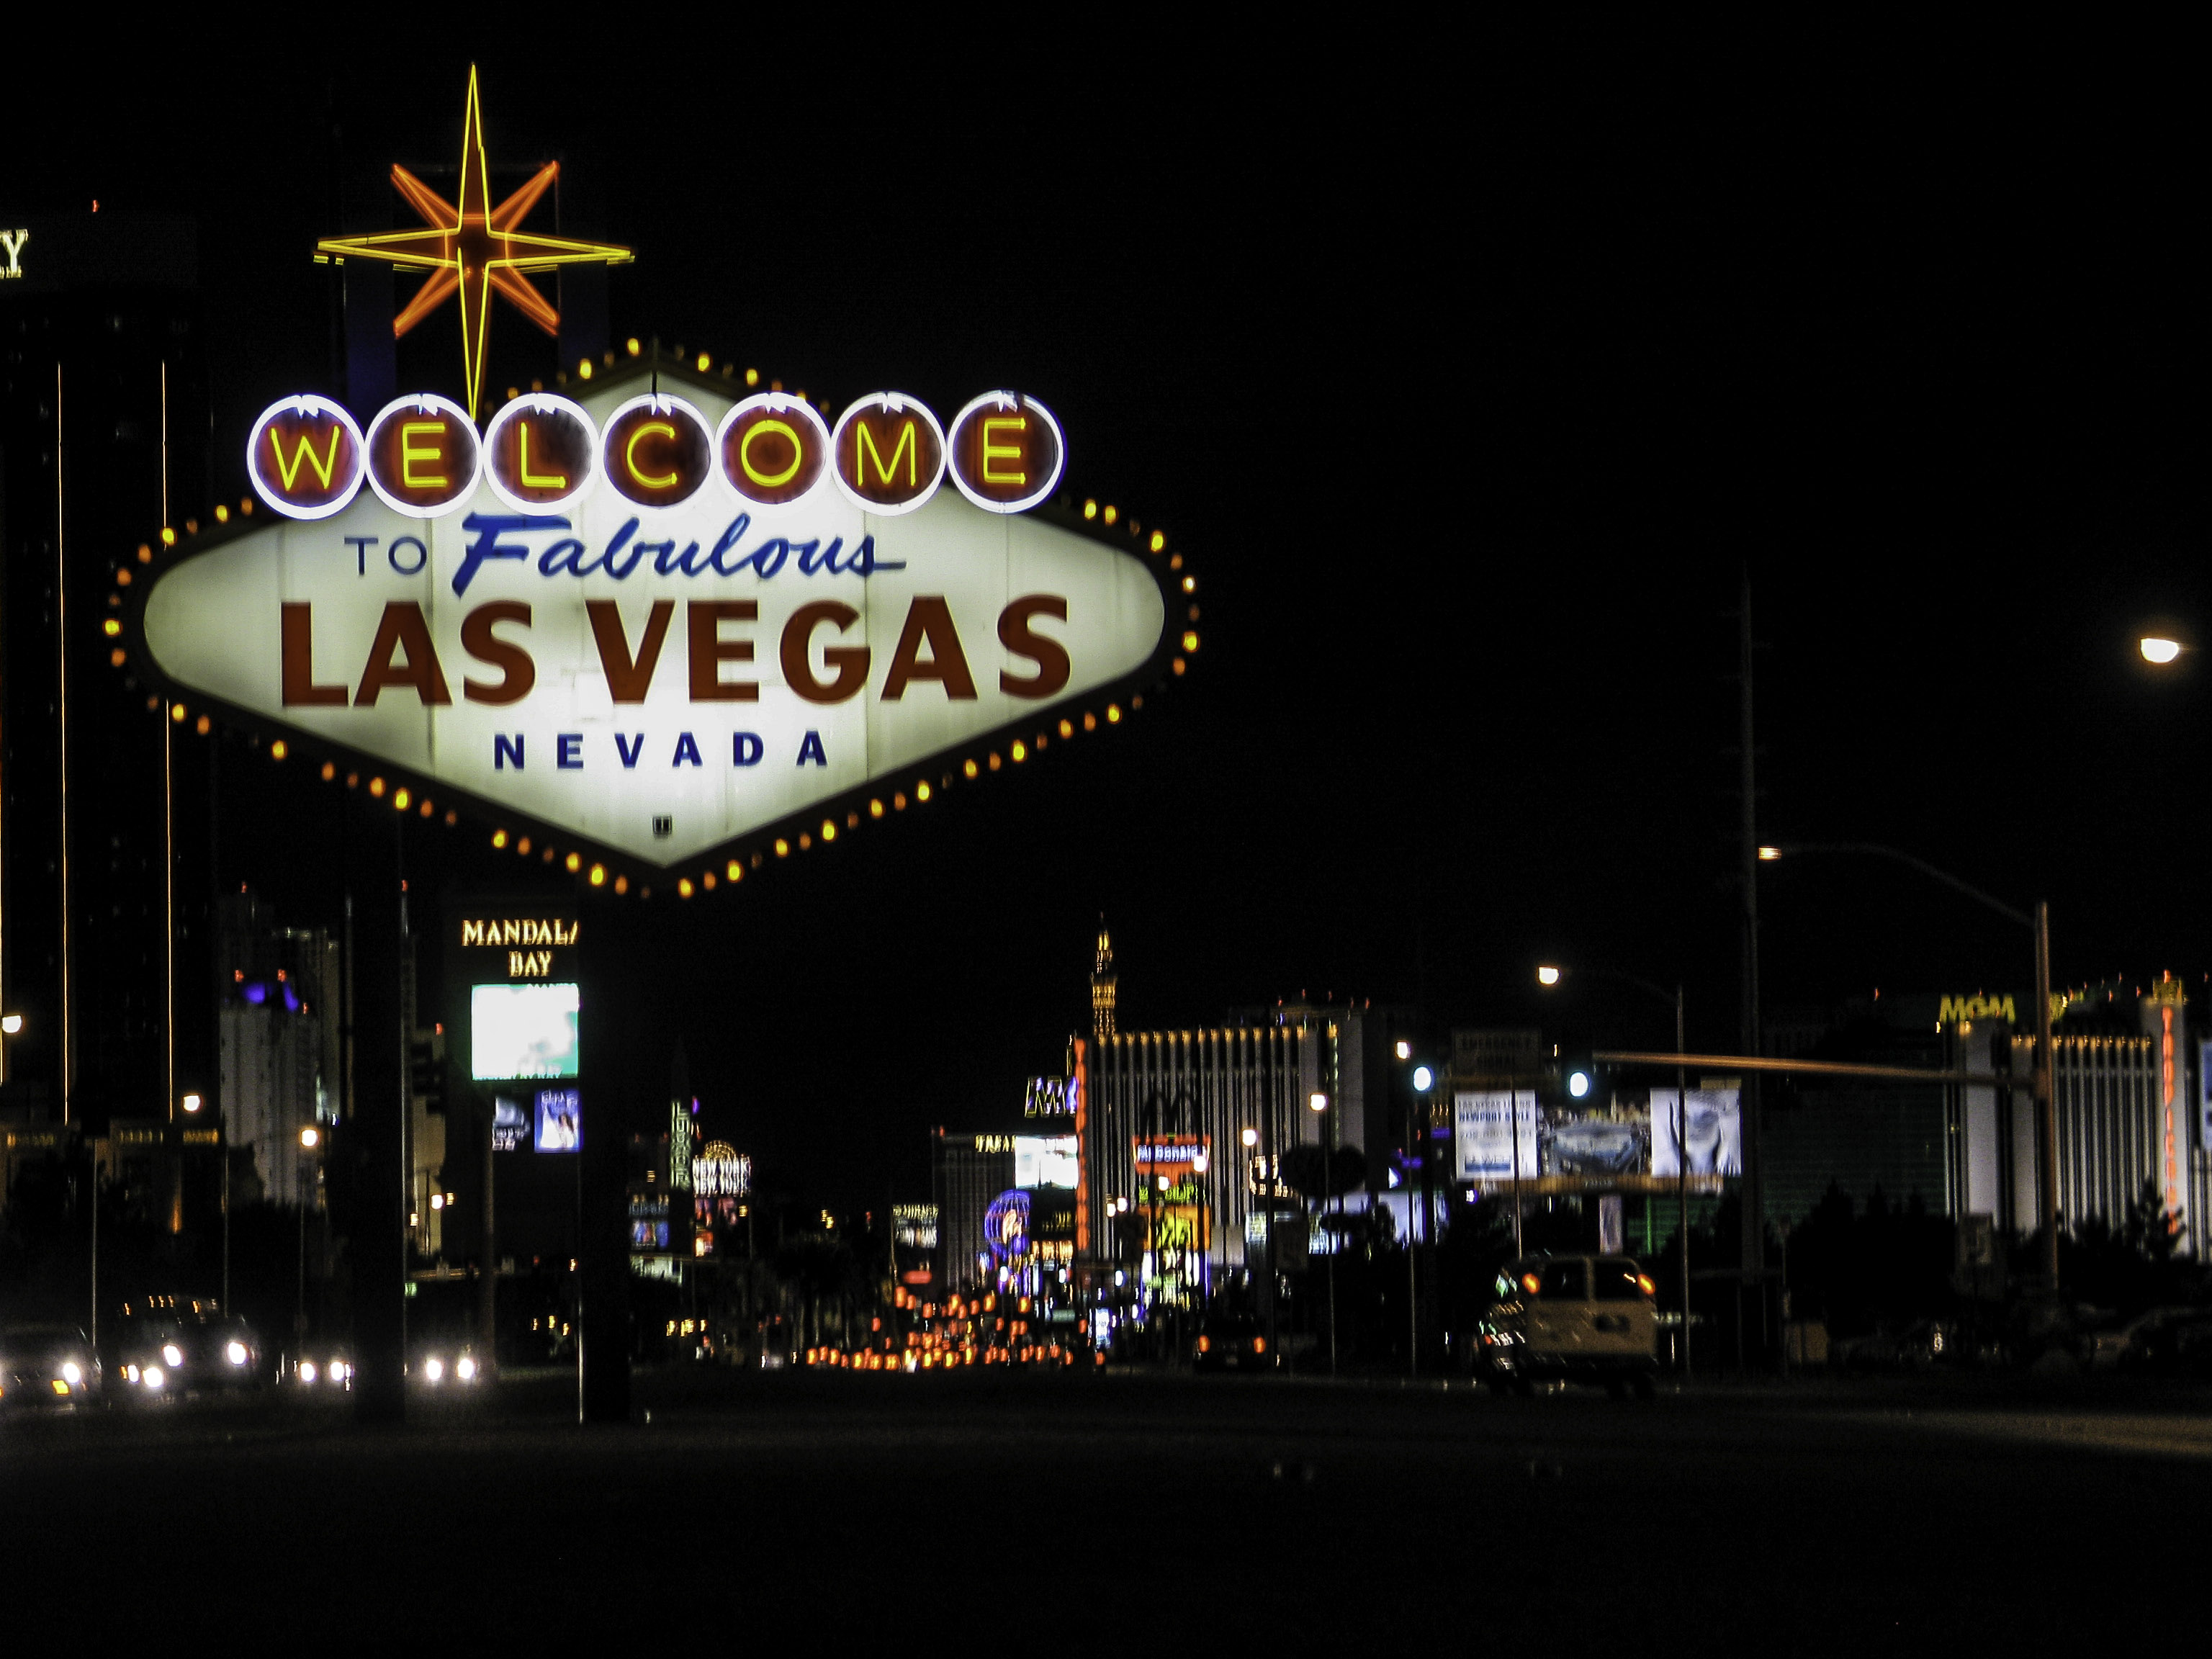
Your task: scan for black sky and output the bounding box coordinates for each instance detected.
[8,31,2203,1210]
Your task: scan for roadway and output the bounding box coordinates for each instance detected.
[4,1367,2203,1644]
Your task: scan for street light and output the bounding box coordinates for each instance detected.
[181,1092,203,1113]
[1539,962,1692,1377]
[2141,637,2182,665]
[1,1012,22,1034]
[299,1126,319,1148]
[1763,843,2057,1290]
[1239,1126,1259,1148]
[1411,1065,1433,1092]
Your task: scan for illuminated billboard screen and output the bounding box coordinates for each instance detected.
[1015,1134,1078,1190]
[1649,1087,1742,1177]
[491,1094,530,1152]
[471,982,580,1080]
[534,1087,581,1153]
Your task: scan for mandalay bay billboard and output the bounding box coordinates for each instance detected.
[126,364,1176,883]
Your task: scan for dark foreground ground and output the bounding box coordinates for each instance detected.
[5,1367,2205,1645]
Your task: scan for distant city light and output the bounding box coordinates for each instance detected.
[1758,845,1783,860]
[1308,1092,1328,1114]
[181,1092,203,1113]
[1240,1127,1259,1148]
[1412,1066,1434,1092]
[2141,637,2182,665]
[1569,1071,1592,1098]
[1537,966,1560,986]
[1395,1040,1411,1060]
[0,1013,21,1034]
[299,1127,319,1148]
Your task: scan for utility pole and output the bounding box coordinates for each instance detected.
[1737,572,1767,1363]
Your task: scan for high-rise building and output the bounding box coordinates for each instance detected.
[1091,919,1116,1040]
[0,209,213,1133]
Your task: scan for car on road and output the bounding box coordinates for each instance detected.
[0,1323,99,1410]
[1192,1312,1274,1372]
[1476,1254,1659,1398]
[2114,1307,2212,1377]
[112,1307,265,1399]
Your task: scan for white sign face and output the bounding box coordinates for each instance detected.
[136,369,1170,873]
[1452,1090,1539,1182]
[1647,1088,1743,1177]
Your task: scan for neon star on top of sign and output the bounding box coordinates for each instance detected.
[315,66,633,420]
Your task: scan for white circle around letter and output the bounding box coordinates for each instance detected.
[363,393,483,518]
[715,393,834,508]
[481,393,601,516]
[830,393,947,516]
[945,391,1066,514]
[246,395,367,521]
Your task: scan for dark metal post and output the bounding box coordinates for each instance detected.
[2035,902,2058,1288]
[351,814,407,1425]
[480,1094,498,1381]
[1738,575,1766,1359]
[577,894,632,1424]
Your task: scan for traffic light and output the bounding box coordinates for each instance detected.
[408,1032,446,1113]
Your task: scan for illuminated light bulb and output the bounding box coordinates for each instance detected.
[869,799,884,818]
[492,830,508,849]
[917,782,931,801]
[626,338,640,356]
[170,703,186,722]
[161,528,176,546]
[1183,576,1195,592]
[137,543,151,561]
[745,368,759,386]
[1011,742,1027,762]
[1082,713,1097,732]
[987,753,1001,771]
[110,647,127,667]
[1758,846,1782,861]
[271,741,287,760]
[589,864,606,886]
[321,763,336,781]
[678,878,694,899]
[392,788,410,810]
[579,359,593,379]
[893,792,907,810]
[613,876,629,894]
[1106,705,1121,723]
[368,777,385,797]
[1182,631,1199,652]
[726,860,742,881]
[1083,499,1097,519]
[1172,659,1185,676]
[703,871,716,890]
[1058,719,1074,738]
[775,839,789,857]
[2141,637,2182,665]
[963,759,979,778]
[1102,505,1118,525]
[696,353,712,372]
[215,505,229,523]
[516,836,531,855]
[444,811,457,826]
[117,568,132,588]
[1149,531,1165,553]
[822,820,836,841]
[418,799,433,817]
[195,715,211,735]
[797,833,811,850]
[1537,966,1561,986]
[560,852,579,872]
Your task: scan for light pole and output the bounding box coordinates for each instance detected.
[1540,963,1691,1377]
[1310,1089,1334,1377]
[1763,843,2057,1290]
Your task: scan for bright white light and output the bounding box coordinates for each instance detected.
[62,1362,82,1385]
[423,1357,445,1383]
[299,1362,318,1384]
[1537,966,1561,986]
[471,982,580,1081]
[1758,846,1783,861]
[2142,637,2182,665]
[1412,1066,1434,1092]
[226,1341,248,1366]
[1394,1040,1411,1060]
[161,1344,184,1368]
[300,1127,319,1148]
[331,1362,350,1382]
[1308,1092,1328,1114]
[144,1366,165,1389]
[1569,1071,1592,1098]
[1240,1127,1259,1148]
[181,1092,203,1114]
[457,1356,478,1382]
[0,1013,22,1035]
[429,1193,444,1210]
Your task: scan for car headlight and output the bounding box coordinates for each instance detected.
[330,1361,350,1383]
[144,1366,166,1389]
[423,1357,444,1382]
[61,1362,82,1385]
[298,1361,318,1384]
[226,1341,248,1366]
[123,1364,141,1384]
[161,1344,184,1368]
[455,1356,477,1382]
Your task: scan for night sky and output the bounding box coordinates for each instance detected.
[11,39,2202,1211]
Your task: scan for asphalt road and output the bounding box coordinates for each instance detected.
[5,1368,2204,1645]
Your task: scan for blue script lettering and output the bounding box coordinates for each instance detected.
[456,515,557,596]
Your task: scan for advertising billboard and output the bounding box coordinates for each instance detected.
[533,1087,582,1152]
[470,981,580,1080]
[1014,1134,1078,1190]
[491,1094,531,1151]
[126,361,1177,884]
[1649,1087,1743,1177]
[1454,1092,1540,1182]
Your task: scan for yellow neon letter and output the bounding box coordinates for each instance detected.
[269,425,343,490]
[980,415,1027,486]
[517,422,567,490]
[625,420,680,489]
[855,419,917,488]
[400,421,449,490]
[740,418,804,488]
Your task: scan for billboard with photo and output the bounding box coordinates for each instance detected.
[1015,1134,1078,1190]
[534,1087,582,1153]
[491,1094,531,1152]
[1648,1087,1743,1177]
[471,981,580,1080]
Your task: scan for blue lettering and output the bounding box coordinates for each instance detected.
[794,539,828,574]
[455,514,556,596]
[732,732,763,766]
[615,732,645,768]
[592,517,645,579]
[796,729,827,767]
[557,733,583,769]
[642,539,679,574]
[346,535,377,575]
[539,537,588,575]
[494,734,525,770]
[708,514,754,575]
[672,732,703,768]
[748,537,790,578]
[388,535,428,576]
[845,534,902,575]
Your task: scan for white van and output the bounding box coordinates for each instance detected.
[1476,1254,1659,1398]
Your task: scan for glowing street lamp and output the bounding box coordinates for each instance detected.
[2141,637,2182,665]
[1239,1127,1259,1148]
[181,1092,204,1114]
[1,1012,22,1035]
[1536,966,1560,986]
[299,1126,320,1148]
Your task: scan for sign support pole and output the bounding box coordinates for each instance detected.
[577,895,636,1424]
[351,809,408,1424]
